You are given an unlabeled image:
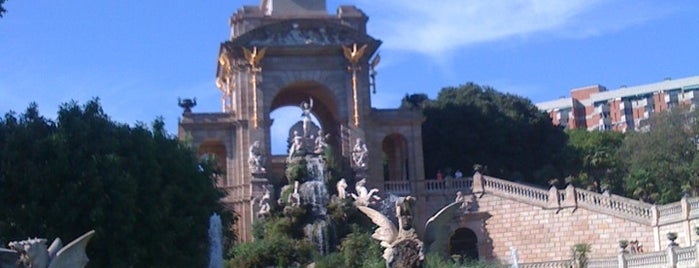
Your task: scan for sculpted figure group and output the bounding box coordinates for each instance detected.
[0,230,95,268]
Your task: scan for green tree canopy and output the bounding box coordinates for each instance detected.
[566,129,625,193]
[419,83,571,185]
[619,107,699,203]
[0,100,234,267]
[0,0,6,18]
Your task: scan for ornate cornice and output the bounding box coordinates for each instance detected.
[222,19,380,58]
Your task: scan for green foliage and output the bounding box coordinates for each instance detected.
[571,243,591,268]
[314,227,383,268]
[400,93,429,110]
[566,129,625,192]
[226,235,314,268]
[286,159,308,184]
[619,107,699,203]
[0,100,234,267]
[0,0,6,18]
[337,228,383,268]
[228,215,315,267]
[420,83,570,185]
[424,252,504,268]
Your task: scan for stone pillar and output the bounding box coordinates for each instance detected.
[652,205,661,251]
[472,172,484,195]
[617,253,627,268]
[562,183,577,208]
[666,245,677,268]
[547,186,560,209]
[681,196,692,246]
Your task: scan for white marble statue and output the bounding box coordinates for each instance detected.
[300,98,313,137]
[351,138,368,168]
[336,178,348,199]
[248,140,266,173]
[1,230,95,268]
[288,181,301,207]
[288,131,304,160]
[258,186,271,218]
[314,130,329,154]
[351,178,380,206]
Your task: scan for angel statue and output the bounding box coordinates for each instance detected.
[1,230,95,268]
[351,178,380,206]
[356,197,466,267]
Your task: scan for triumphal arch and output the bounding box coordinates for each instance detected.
[178,0,425,240]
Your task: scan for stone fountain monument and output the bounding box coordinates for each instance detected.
[0,230,95,268]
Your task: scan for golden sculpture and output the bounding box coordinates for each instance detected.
[217,52,235,113]
[343,43,367,127]
[342,43,367,65]
[242,46,267,128]
[242,46,267,68]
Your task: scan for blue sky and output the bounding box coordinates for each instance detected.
[1,0,698,153]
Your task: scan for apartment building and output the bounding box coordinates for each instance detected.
[537,76,699,132]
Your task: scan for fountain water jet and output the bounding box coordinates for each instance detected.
[208,213,223,268]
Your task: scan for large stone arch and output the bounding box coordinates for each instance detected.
[268,80,341,139]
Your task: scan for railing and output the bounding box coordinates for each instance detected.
[658,202,684,224]
[522,246,698,268]
[688,198,699,218]
[482,175,549,206]
[625,250,667,267]
[587,256,617,268]
[574,188,653,224]
[384,181,411,195]
[676,246,696,267]
[383,178,473,195]
[519,260,572,268]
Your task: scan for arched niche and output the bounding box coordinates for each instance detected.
[382,133,409,181]
[198,139,227,187]
[449,227,479,260]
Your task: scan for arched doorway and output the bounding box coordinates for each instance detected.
[382,134,409,181]
[450,228,479,260]
[198,140,227,187]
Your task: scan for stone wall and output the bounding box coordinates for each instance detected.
[473,194,654,262]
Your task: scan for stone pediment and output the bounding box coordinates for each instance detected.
[224,19,380,53]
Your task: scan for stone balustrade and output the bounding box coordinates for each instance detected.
[383,180,411,195]
[587,256,618,268]
[520,244,699,268]
[519,260,572,268]
[383,173,699,227]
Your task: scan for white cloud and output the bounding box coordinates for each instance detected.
[359,0,666,56]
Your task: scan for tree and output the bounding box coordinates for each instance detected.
[566,129,625,193]
[0,100,235,267]
[0,0,7,18]
[619,107,698,203]
[420,83,571,185]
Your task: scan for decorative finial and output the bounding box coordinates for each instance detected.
[178,98,197,113]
